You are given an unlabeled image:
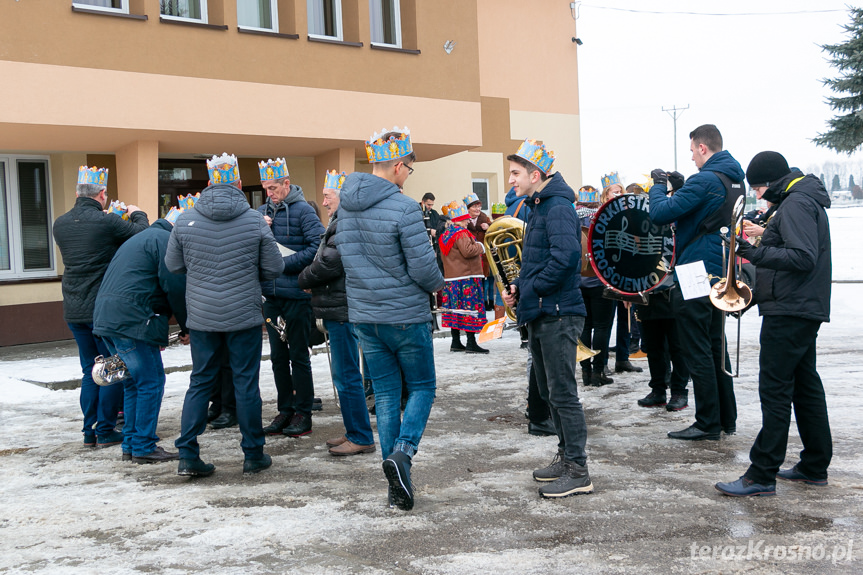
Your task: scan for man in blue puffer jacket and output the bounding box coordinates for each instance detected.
[502,139,592,500]
[649,124,743,441]
[257,159,326,438]
[336,127,444,511]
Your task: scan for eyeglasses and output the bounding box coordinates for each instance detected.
[401,162,414,175]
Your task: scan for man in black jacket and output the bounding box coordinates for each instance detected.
[298,170,375,457]
[93,215,189,464]
[716,151,832,497]
[53,165,149,448]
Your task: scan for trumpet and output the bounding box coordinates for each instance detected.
[92,331,181,386]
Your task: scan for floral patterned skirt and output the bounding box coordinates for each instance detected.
[441,277,486,333]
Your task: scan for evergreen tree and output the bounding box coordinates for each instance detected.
[832,174,841,191]
[820,173,826,187]
[850,174,856,189]
[814,8,863,154]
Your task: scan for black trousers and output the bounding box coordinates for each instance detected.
[673,289,736,434]
[640,318,689,395]
[263,297,315,416]
[526,354,550,423]
[579,285,615,371]
[209,349,236,414]
[745,316,832,484]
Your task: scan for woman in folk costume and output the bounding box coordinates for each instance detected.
[439,201,489,354]
[463,192,494,310]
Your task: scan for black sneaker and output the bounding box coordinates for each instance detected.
[382,451,414,510]
[590,370,614,386]
[84,431,96,447]
[528,418,557,437]
[533,451,565,482]
[210,411,238,429]
[311,397,323,411]
[263,412,293,435]
[133,446,180,465]
[243,453,273,475]
[96,430,124,448]
[177,457,215,477]
[637,391,667,408]
[776,464,828,486]
[282,413,312,437]
[538,460,594,498]
[614,360,643,373]
[666,394,689,411]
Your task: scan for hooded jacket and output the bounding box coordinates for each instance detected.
[297,210,348,322]
[743,171,831,321]
[513,172,586,325]
[165,183,284,332]
[503,187,531,222]
[257,184,325,300]
[335,172,444,324]
[648,150,746,280]
[93,219,188,347]
[52,196,149,323]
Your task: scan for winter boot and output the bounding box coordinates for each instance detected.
[538,460,594,498]
[450,328,466,352]
[465,332,489,354]
[533,450,566,482]
[637,390,667,408]
[666,393,689,411]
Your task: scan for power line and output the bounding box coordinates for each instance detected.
[580,4,846,16]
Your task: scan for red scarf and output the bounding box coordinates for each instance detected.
[439,224,472,257]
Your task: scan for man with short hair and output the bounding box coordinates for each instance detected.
[166,154,285,477]
[502,139,593,499]
[258,158,325,438]
[336,127,444,510]
[53,165,149,448]
[716,151,832,496]
[649,124,743,441]
[420,192,440,238]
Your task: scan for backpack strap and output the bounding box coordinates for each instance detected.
[683,172,745,251]
[512,198,527,219]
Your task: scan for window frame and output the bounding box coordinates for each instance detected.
[369,0,401,49]
[0,155,56,280]
[159,0,209,24]
[307,0,343,42]
[237,0,279,33]
[471,178,491,213]
[71,0,130,14]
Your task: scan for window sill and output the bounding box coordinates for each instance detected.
[71,6,148,20]
[371,43,421,55]
[307,36,363,48]
[159,16,228,31]
[238,27,299,39]
[0,276,61,286]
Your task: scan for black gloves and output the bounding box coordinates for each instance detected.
[668,171,685,191]
[721,234,753,258]
[650,169,667,187]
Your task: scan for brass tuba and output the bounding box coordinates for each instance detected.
[92,331,181,386]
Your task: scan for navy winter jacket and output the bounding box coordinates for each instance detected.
[93,220,188,347]
[504,187,531,222]
[335,172,444,324]
[257,185,325,300]
[648,150,745,280]
[513,172,586,325]
[297,210,348,322]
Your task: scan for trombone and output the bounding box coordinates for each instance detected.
[709,195,753,377]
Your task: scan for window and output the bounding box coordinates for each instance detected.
[72,0,129,13]
[370,0,400,47]
[307,0,342,40]
[472,178,490,211]
[160,0,208,23]
[238,0,278,31]
[0,157,55,279]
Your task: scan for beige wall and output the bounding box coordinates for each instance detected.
[0,282,63,307]
[407,151,504,207]
[510,110,583,188]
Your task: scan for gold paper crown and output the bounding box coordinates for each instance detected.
[258,158,289,182]
[207,153,240,184]
[365,126,413,163]
[78,165,109,187]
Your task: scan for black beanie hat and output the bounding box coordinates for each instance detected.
[746,151,790,187]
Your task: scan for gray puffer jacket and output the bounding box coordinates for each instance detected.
[336,172,444,324]
[165,183,285,332]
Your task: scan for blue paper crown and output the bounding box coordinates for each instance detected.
[107,200,129,220]
[177,193,200,210]
[448,203,469,221]
[207,153,240,184]
[365,126,413,163]
[601,172,621,190]
[578,186,600,204]
[258,158,289,182]
[164,206,185,225]
[515,139,555,174]
[463,193,481,207]
[78,165,109,187]
[324,170,346,190]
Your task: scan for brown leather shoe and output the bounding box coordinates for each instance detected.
[328,440,376,456]
[326,435,348,448]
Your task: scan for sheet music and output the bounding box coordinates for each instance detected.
[675,261,711,300]
[277,243,296,257]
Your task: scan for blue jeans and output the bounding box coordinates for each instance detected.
[68,322,122,437]
[354,322,436,460]
[175,327,266,460]
[528,315,589,465]
[325,320,374,446]
[104,336,165,456]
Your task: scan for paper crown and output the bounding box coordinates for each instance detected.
[440,200,458,216]
[448,202,470,222]
[324,170,347,191]
[491,202,506,215]
[164,206,185,225]
[578,185,600,204]
[365,127,413,163]
[462,193,481,207]
[107,200,129,220]
[601,172,622,190]
[515,139,555,174]
[207,153,240,184]
[258,158,289,182]
[177,193,200,210]
[78,165,109,187]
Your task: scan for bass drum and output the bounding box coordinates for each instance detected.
[587,194,676,296]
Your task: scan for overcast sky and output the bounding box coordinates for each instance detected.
[575,0,862,188]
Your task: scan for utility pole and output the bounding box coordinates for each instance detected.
[662,105,689,171]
